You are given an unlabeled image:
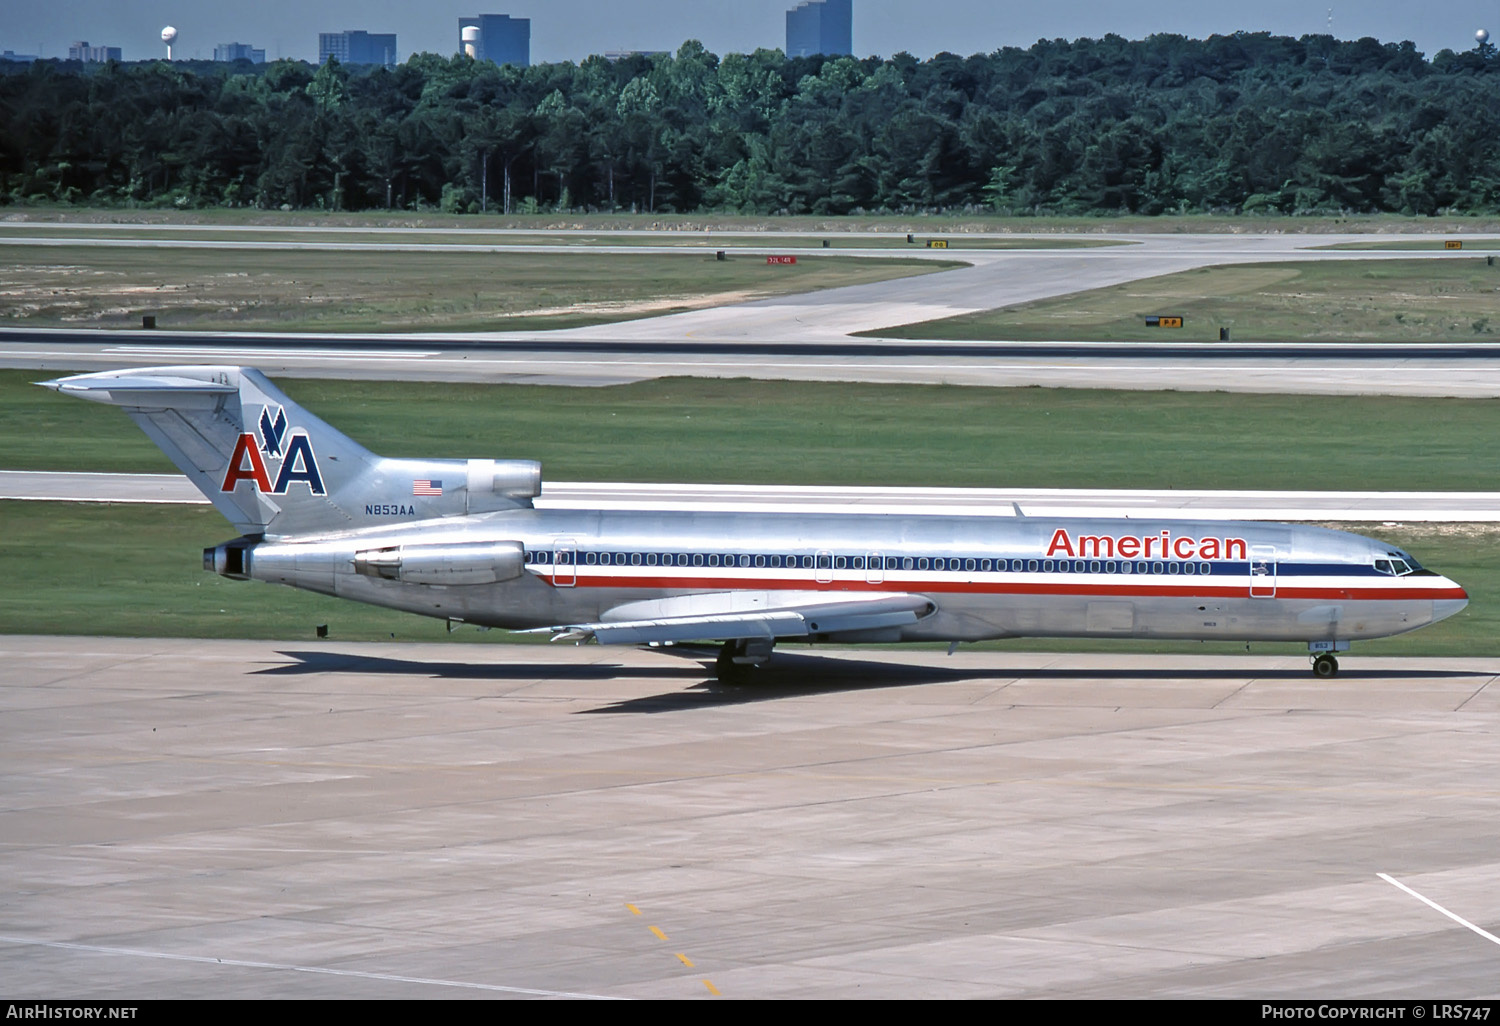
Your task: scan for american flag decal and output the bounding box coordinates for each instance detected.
[413,479,443,496]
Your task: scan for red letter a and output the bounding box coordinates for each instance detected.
[221,433,273,492]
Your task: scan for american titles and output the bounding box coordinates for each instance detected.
[1046,528,1247,561]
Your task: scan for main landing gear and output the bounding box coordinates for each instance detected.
[715,638,774,683]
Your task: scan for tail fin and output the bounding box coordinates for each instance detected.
[40,366,540,538]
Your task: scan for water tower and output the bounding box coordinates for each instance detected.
[161,26,177,60]
[462,25,480,59]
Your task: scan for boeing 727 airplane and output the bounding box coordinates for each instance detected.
[42,366,1468,680]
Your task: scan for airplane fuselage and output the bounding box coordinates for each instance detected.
[225,507,1466,646]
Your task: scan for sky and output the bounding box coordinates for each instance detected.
[7,1,1500,64]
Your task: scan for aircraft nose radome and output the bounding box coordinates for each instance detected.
[1433,581,1468,624]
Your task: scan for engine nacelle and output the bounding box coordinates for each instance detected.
[204,537,255,579]
[466,459,541,511]
[353,540,526,586]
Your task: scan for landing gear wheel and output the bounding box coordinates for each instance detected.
[1312,653,1339,678]
[715,641,752,684]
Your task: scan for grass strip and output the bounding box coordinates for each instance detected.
[874,259,1500,343]
[0,246,951,333]
[7,370,1500,492]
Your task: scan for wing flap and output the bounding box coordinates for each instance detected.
[535,591,935,646]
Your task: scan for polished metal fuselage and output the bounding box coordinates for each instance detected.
[241,506,1467,645]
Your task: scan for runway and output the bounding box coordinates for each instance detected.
[7,470,1500,522]
[8,229,1500,394]
[9,332,1500,395]
[3,637,1498,999]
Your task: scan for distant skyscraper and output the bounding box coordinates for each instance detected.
[318,30,398,68]
[786,0,852,58]
[457,14,530,67]
[214,42,266,64]
[68,41,122,62]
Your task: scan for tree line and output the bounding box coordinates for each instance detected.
[3,32,1500,217]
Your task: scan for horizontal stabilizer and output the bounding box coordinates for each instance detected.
[39,371,237,409]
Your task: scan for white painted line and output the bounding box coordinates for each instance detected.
[4,348,1493,384]
[1,495,204,504]
[107,346,441,358]
[1377,873,1500,946]
[0,934,622,999]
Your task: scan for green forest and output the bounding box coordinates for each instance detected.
[4,32,1499,218]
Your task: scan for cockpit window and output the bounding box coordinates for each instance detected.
[1377,551,1422,576]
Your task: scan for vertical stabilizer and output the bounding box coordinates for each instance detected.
[40,366,377,537]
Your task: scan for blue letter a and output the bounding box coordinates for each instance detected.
[272,434,326,495]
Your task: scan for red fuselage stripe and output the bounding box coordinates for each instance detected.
[541,573,1465,601]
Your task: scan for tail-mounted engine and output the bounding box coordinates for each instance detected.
[353,540,526,586]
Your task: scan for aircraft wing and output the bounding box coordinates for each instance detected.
[539,591,936,645]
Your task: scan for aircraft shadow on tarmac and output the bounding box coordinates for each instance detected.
[250,648,1489,714]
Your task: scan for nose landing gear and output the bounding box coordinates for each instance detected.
[1309,640,1348,678]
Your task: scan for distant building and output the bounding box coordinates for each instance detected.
[214,42,266,63]
[318,30,398,68]
[457,14,529,67]
[601,50,670,62]
[0,50,40,63]
[785,0,852,58]
[68,41,122,62]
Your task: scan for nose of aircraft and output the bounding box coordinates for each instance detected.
[1432,578,1469,624]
